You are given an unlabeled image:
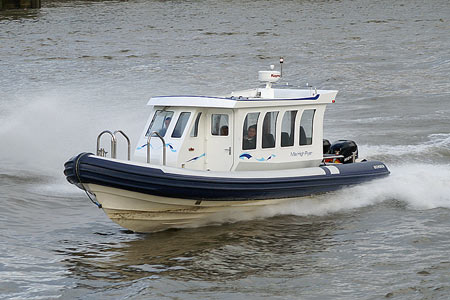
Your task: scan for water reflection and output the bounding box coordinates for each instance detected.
[56,215,340,287]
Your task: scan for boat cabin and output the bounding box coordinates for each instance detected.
[134,69,337,172]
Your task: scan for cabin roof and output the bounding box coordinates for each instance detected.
[147,88,338,109]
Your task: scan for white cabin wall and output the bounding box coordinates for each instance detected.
[179,109,206,170]
[133,91,336,171]
[204,108,234,171]
[309,105,325,164]
[273,89,316,99]
[134,106,156,163]
[232,104,327,171]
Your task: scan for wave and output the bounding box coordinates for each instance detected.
[202,163,450,227]
[281,163,450,212]
[359,133,450,163]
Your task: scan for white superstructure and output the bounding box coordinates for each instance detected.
[133,67,337,172]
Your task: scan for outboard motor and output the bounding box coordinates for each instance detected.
[329,140,358,164]
[323,139,331,154]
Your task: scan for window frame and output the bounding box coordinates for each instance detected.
[262,111,279,149]
[211,114,229,136]
[281,110,297,148]
[171,112,191,138]
[242,112,260,150]
[299,109,316,146]
[190,112,202,138]
[145,110,174,137]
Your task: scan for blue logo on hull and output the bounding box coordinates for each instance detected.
[239,153,276,161]
[137,143,177,152]
[186,153,206,163]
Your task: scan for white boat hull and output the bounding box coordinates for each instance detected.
[87,184,287,232]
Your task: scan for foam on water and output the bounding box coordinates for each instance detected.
[359,133,450,163]
[0,89,146,177]
[203,163,450,227]
[0,92,92,174]
[288,163,450,212]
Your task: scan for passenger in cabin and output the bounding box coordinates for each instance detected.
[243,125,257,150]
[159,117,172,136]
[220,126,229,136]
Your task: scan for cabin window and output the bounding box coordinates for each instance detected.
[299,109,315,146]
[211,114,229,136]
[242,112,259,150]
[171,112,191,138]
[190,112,202,137]
[146,110,174,137]
[281,110,297,147]
[262,111,278,149]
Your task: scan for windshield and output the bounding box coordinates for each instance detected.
[146,110,174,137]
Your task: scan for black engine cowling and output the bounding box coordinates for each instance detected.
[329,140,358,164]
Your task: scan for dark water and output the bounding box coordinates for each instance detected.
[1,0,450,299]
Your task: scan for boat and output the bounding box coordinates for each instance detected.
[64,62,390,232]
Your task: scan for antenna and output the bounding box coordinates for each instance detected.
[279,57,284,77]
[258,64,281,88]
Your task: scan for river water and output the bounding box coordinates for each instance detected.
[1,0,450,299]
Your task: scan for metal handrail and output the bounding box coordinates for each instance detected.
[114,130,131,160]
[97,130,116,158]
[147,131,166,165]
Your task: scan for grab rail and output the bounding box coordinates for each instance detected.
[96,130,130,160]
[147,131,166,165]
[114,130,131,160]
[97,130,116,158]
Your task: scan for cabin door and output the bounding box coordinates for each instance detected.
[206,109,234,171]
